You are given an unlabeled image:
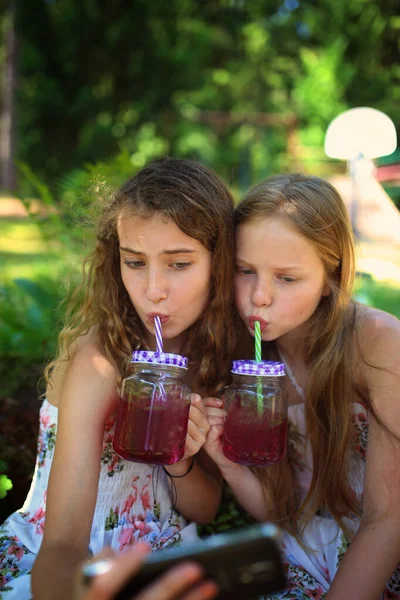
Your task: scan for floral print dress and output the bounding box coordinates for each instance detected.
[0,399,198,599]
[265,402,400,600]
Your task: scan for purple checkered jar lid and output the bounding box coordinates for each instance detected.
[231,360,285,377]
[131,350,188,369]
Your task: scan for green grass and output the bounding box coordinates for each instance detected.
[354,276,400,319]
[0,218,82,282]
[0,217,84,397]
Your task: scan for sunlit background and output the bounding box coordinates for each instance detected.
[0,0,399,508]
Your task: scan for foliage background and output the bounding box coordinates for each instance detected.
[4,0,399,191]
[0,0,399,524]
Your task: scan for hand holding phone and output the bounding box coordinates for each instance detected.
[78,542,218,600]
[81,524,286,600]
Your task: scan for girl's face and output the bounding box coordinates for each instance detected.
[235,217,329,344]
[118,212,212,353]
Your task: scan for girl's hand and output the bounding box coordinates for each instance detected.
[184,394,210,459]
[76,543,218,600]
[203,398,237,472]
[164,394,210,476]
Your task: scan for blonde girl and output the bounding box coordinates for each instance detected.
[205,173,400,599]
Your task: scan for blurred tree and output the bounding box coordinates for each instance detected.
[293,0,400,147]
[0,0,17,191]
[3,0,398,191]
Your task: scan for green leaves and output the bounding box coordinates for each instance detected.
[9,0,399,192]
[0,278,64,363]
[198,483,256,538]
[353,277,400,319]
[0,474,13,500]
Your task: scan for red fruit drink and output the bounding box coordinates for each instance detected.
[112,351,191,465]
[113,390,190,465]
[223,401,287,466]
[222,360,287,467]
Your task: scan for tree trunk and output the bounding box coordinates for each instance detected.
[0,1,17,193]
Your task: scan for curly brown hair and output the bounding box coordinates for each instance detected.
[48,158,236,395]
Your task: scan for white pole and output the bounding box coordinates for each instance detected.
[348,152,363,238]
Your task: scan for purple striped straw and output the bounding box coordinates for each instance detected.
[154,316,163,353]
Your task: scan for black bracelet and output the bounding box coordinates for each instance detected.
[162,457,195,479]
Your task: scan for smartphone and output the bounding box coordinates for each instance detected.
[82,523,286,600]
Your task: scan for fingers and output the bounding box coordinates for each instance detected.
[205,403,226,434]
[180,580,219,600]
[78,550,218,600]
[203,397,224,409]
[190,394,208,416]
[135,562,218,600]
[184,395,225,459]
[189,399,210,436]
[207,424,224,444]
[205,406,225,420]
[207,415,224,429]
[187,421,205,446]
[78,543,151,600]
[180,419,210,460]
[183,426,207,459]
[203,423,225,463]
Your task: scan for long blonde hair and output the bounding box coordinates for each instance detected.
[235,173,369,536]
[47,158,236,395]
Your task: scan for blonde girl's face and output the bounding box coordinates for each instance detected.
[118,212,212,354]
[235,217,329,343]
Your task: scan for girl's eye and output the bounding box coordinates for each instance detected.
[279,275,296,283]
[172,262,192,270]
[124,260,145,269]
[236,267,255,276]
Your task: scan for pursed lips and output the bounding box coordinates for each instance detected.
[146,313,169,325]
[248,316,269,332]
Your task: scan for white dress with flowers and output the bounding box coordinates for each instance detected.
[0,399,198,599]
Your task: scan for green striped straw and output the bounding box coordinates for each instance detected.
[254,321,262,362]
[254,321,263,414]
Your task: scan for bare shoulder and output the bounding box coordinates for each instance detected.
[56,331,119,441]
[355,303,400,376]
[68,336,117,380]
[47,327,118,414]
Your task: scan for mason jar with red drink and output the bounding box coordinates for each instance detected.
[113,351,191,465]
[223,360,287,467]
